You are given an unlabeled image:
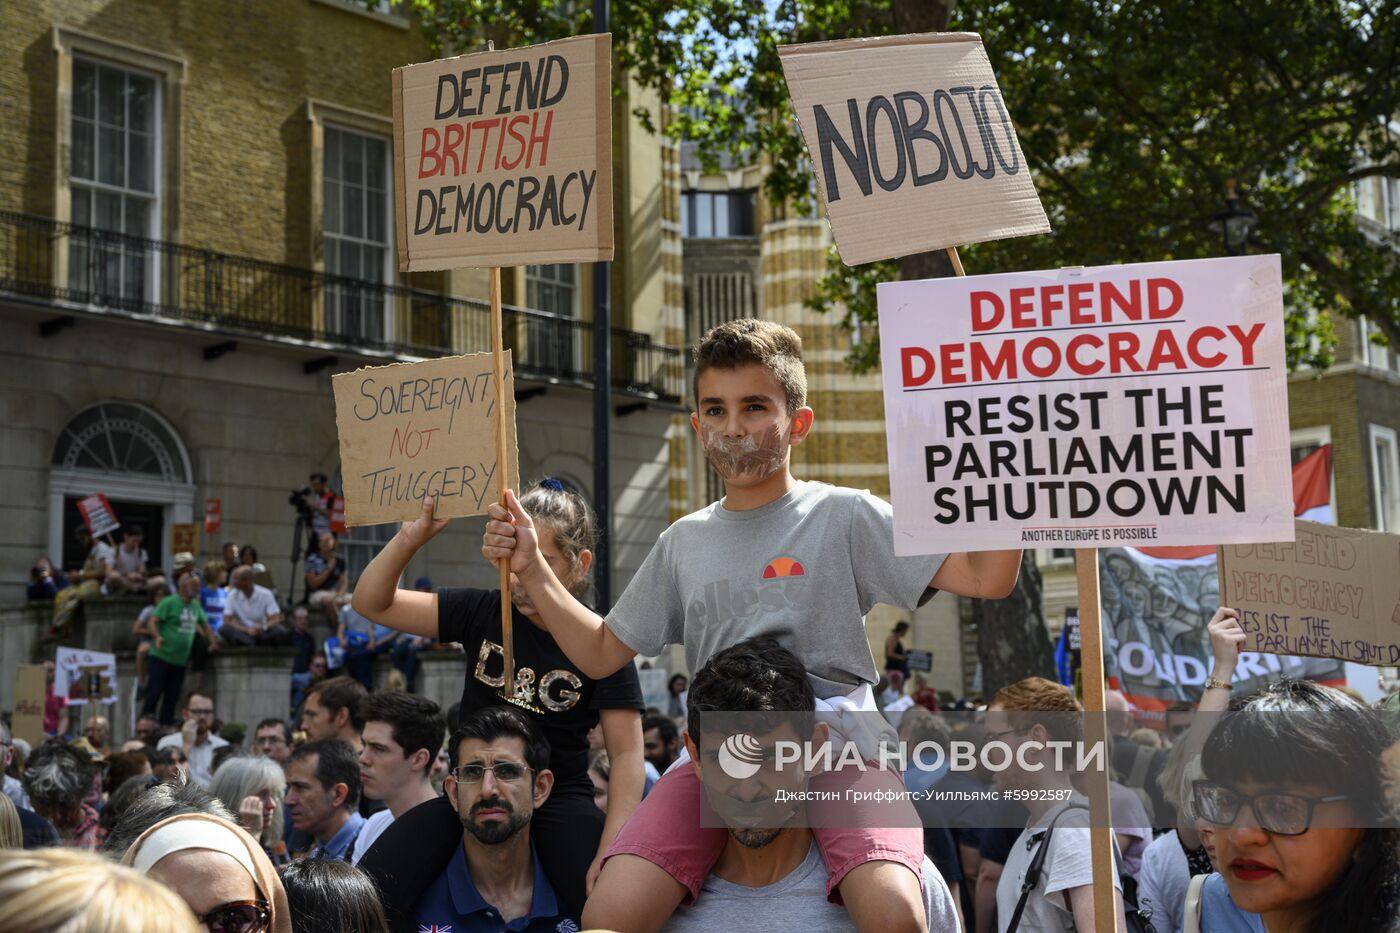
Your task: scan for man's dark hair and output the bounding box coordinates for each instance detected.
[310,472,329,484]
[361,692,446,763]
[179,691,213,712]
[687,636,816,752]
[449,707,550,773]
[281,858,389,933]
[101,777,236,857]
[125,524,144,538]
[256,717,291,743]
[289,739,362,811]
[305,677,367,733]
[643,715,678,747]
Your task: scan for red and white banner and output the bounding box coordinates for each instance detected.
[330,496,347,535]
[879,255,1294,554]
[203,498,222,535]
[76,493,120,538]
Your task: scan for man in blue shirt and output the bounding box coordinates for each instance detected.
[284,738,365,860]
[415,707,578,932]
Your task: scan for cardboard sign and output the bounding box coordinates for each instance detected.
[906,650,933,672]
[778,33,1049,266]
[1220,521,1400,667]
[11,664,46,746]
[204,498,222,534]
[171,523,198,556]
[392,34,614,271]
[54,646,117,706]
[879,255,1293,554]
[332,352,519,526]
[77,493,120,538]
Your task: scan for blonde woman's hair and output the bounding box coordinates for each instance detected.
[0,793,20,850]
[0,847,199,932]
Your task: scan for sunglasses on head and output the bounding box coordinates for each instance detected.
[194,900,269,933]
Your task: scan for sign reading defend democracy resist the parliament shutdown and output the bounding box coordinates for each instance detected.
[878,255,1294,555]
[392,34,613,272]
[332,353,519,526]
[1221,520,1400,667]
[778,33,1050,266]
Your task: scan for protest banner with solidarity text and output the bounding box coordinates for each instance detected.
[1220,520,1400,668]
[77,493,119,538]
[54,646,117,706]
[879,255,1293,554]
[332,352,519,525]
[778,33,1049,266]
[392,34,613,271]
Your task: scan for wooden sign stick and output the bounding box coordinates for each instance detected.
[489,266,515,693]
[947,246,1118,930]
[1076,548,1122,932]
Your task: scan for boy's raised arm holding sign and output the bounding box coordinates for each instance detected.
[485,319,1020,931]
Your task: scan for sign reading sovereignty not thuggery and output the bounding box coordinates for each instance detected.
[878,255,1294,555]
[778,32,1050,266]
[392,34,613,272]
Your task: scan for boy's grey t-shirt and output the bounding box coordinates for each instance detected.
[661,846,958,933]
[606,481,946,698]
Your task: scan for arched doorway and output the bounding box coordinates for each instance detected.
[48,401,195,576]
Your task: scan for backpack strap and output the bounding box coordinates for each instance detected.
[1127,745,1154,789]
[1004,804,1090,933]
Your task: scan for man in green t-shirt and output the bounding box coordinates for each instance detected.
[142,571,218,725]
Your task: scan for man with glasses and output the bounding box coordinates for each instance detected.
[252,718,292,767]
[156,692,228,788]
[409,706,574,932]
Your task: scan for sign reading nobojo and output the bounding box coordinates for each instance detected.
[392,33,613,272]
[879,255,1294,555]
[779,32,1050,266]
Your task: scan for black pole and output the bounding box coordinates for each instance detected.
[592,0,612,611]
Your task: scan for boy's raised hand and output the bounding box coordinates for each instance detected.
[399,496,450,551]
[482,489,540,575]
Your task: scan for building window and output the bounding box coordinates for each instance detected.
[681,190,756,238]
[1359,317,1398,371]
[324,125,392,343]
[1370,425,1400,532]
[69,58,160,304]
[526,264,578,317]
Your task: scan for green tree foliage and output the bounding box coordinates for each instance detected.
[411,0,1398,371]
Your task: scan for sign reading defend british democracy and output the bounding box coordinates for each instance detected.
[878,256,1294,555]
[392,34,613,272]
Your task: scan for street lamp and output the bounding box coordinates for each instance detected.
[1207,179,1259,256]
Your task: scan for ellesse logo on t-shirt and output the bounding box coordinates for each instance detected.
[761,556,806,580]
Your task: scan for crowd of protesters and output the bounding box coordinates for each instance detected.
[7,322,1400,931]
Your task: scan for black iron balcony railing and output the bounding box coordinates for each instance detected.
[0,210,682,405]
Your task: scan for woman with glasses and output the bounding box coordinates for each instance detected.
[1186,679,1400,933]
[120,811,291,933]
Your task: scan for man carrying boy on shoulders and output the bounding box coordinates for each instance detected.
[485,318,1021,932]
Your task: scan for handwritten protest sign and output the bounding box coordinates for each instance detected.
[332,352,519,526]
[77,493,119,538]
[54,646,117,706]
[171,523,198,556]
[392,34,613,272]
[878,255,1293,554]
[1220,520,1400,667]
[11,664,46,746]
[778,33,1049,267]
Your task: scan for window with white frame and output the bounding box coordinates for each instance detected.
[526,264,578,317]
[324,126,392,343]
[1359,318,1398,371]
[69,57,160,304]
[1370,425,1400,532]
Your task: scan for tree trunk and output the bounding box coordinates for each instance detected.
[973,551,1058,698]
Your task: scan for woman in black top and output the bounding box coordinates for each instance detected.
[885,620,910,678]
[352,482,646,923]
